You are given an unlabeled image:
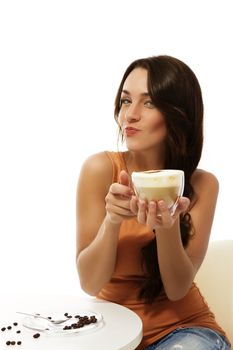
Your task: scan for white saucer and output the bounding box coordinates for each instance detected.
[22,310,104,336]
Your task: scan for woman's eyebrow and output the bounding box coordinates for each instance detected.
[121,89,150,96]
[121,89,130,95]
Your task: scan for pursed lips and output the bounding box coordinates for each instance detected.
[124,126,141,136]
[124,126,141,132]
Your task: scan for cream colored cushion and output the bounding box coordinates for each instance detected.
[195,239,233,345]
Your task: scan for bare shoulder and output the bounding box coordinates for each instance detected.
[191,168,219,195]
[77,151,113,194]
[76,153,113,255]
[80,151,112,175]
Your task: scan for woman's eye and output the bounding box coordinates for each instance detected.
[145,101,155,108]
[120,98,131,106]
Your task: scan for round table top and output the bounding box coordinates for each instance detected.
[0,294,143,350]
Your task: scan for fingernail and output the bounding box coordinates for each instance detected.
[158,200,166,209]
[149,201,156,208]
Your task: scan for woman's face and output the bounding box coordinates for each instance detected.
[118,68,167,152]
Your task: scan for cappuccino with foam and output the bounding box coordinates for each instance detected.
[131,169,184,211]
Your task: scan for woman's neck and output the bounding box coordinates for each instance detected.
[123,150,165,174]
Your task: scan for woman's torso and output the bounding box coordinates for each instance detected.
[96,151,228,348]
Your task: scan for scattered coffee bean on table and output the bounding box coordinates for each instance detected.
[1,311,99,347]
[63,315,97,330]
[5,339,21,346]
[33,333,40,338]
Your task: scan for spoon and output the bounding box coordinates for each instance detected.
[16,311,72,325]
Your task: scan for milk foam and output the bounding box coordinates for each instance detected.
[131,169,184,188]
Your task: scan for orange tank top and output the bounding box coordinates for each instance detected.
[97,151,229,349]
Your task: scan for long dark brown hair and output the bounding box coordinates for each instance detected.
[114,55,203,303]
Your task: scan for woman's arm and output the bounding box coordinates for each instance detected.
[131,170,219,301]
[76,152,133,296]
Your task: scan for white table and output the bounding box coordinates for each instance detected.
[0,294,143,350]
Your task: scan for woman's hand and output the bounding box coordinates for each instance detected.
[105,170,135,225]
[130,196,190,230]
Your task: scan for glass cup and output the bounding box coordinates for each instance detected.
[131,169,184,215]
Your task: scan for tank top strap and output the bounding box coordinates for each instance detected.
[105,151,128,183]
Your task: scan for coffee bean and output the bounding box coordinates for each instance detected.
[62,314,98,331]
[33,333,40,338]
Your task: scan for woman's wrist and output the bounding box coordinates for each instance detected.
[105,214,122,230]
[155,216,180,237]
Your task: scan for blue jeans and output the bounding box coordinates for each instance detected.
[144,327,231,350]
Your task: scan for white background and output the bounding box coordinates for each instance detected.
[0,0,232,297]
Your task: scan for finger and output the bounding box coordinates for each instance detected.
[130,196,138,214]
[137,200,147,225]
[119,170,131,187]
[106,204,135,217]
[106,192,133,210]
[109,183,133,197]
[146,201,157,228]
[158,200,172,225]
[172,197,190,220]
[177,197,190,212]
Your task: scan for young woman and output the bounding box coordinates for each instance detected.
[76,55,231,349]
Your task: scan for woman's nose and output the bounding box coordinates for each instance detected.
[125,104,141,122]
